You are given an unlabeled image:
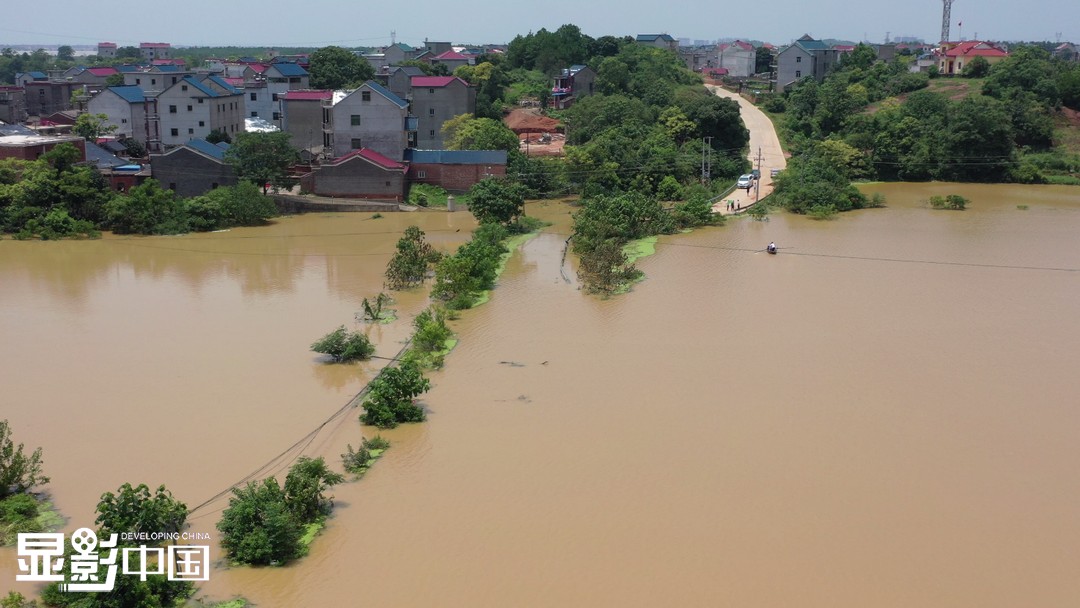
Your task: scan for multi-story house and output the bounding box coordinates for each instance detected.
[284,90,332,158]
[140,42,171,61]
[776,34,839,89]
[718,40,756,78]
[936,41,1008,75]
[327,81,414,160]
[87,85,152,144]
[123,65,192,94]
[0,86,28,123]
[21,79,79,117]
[410,76,475,149]
[429,50,472,72]
[384,66,425,100]
[156,75,245,147]
[551,65,596,109]
[264,63,310,90]
[97,42,117,59]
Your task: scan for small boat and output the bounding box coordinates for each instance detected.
[766,244,777,254]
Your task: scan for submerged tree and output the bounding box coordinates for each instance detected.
[384,226,441,289]
[0,419,49,499]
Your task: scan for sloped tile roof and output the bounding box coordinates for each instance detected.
[330,148,406,171]
[411,76,466,88]
[108,86,146,103]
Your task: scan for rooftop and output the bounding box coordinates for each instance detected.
[331,148,406,171]
[106,86,146,103]
[411,76,467,88]
[284,89,332,101]
[267,62,309,77]
[185,138,231,161]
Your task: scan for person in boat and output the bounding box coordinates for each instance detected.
[767,242,777,254]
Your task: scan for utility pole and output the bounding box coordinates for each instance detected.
[701,136,713,183]
[754,147,763,202]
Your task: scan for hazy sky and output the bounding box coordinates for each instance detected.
[1,0,1075,48]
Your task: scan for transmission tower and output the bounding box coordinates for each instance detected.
[941,0,954,43]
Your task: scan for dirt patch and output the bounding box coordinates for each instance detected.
[519,132,565,156]
[504,108,563,134]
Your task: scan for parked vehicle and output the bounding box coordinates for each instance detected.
[737,174,753,188]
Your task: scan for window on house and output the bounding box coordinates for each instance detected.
[361,91,371,101]
[351,138,363,149]
[121,119,128,124]
[188,128,194,134]
[429,88,435,94]
[350,115,361,126]
[385,181,390,186]
[135,78,141,85]
[169,105,177,113]
[197,98,203,103]
[211,182,218,189]
[417,170,426,179]
[428,108,435,116]
[251,111,258,117]
[429,129,435,138]
[272,112,280,121]
[169,183,176,190]
[796,70,801,78]
[151,79,156,86]
[172,77,178,84]
[182,85,188,91]
[198,121,204,127]
[170,128,178,136]
[250,92,257,101]
[271,93,279,101]
[187,105,192,111]
[796,56,802,63]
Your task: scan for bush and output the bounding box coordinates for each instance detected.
[929,194,968,210]
[577,240,642,295]
[431,223,508,309]
[0,420,49,500]
[656,175,684,201]
[342,436,390,474]
[807,203,838,220]
[217,479,301,565]
[95,483,188,540]
[360,362,431,429]
[412,307,453,354]
[310,326,375,362]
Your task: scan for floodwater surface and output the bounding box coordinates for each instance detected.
[2,185,1079,607]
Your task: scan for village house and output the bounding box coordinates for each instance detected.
[550,65,596,109]
[326,81,414,160]
[87,86,151,143]
[298,148,407,201]
[936,41,1008,75]
[150,138,238,197]
[0,122,85,161]
[411,76,476,149]
[156,75,245,147]
[0,87,27,123]
[718,40,756,78]
[428,50,472,72]
[636,34,678,52]
[283,89,332,159]
[776,34,839,89]
[123,65,193,93]
[383,66,425,100]
[97,42,117,59]
[139,42,172,61]
[404,149,507,193]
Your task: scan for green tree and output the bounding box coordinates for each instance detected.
[205,128,232,144]
[217,478,301,565]
[310,326,375,362]
[466,177,526,226]
[225,131,300,194]
[754,46,773,74]
[442,116,519,152]
[72,113,118,141]
[0,419,49,499]
[360,362,431,428]
[283,457,344,524]
[95,483,188,539]
[962,56,990,77]
[104,73,124,87]
[384,225,441,289]
[185,181,278,231]
[57,46,74,61]
[116,46,141,60]
[105,179,189,234]
[308,46,374,90]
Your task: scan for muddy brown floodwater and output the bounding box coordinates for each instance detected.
[3,184,1080,607]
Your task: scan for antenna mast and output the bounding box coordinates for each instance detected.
[941,0,954,42]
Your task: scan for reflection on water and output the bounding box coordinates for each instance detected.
[2,188,1080,607]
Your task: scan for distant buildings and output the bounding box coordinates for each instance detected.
[551,65,596,110]
[776,34,839,89]
[717,40,756,78]
[636,34,678,52]
[140,43,172,61]
[97,42,117,59]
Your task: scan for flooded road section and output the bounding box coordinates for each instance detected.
[3,186,1080,606]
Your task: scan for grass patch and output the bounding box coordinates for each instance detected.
[623,236,658,265]
[194,599,251,608]
[1,495,64,546]
[1017,204,1029,210]
[299,521,323,552]
[405,337,457,369]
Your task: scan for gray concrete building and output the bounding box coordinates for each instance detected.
[410,76,475,149]
[776,34,839,89]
